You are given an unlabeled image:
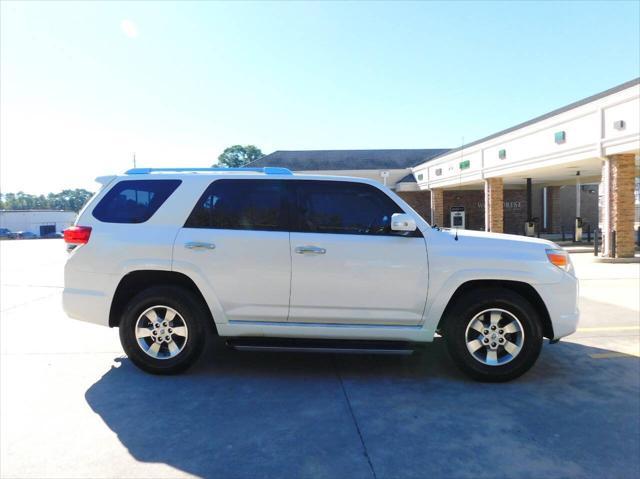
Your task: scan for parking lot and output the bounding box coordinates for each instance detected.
[1,239,639,479]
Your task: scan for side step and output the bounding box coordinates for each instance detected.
[225,337,418,356]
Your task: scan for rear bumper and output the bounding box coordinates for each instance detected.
[63,287,110,326]
[63,267,115,327]
[534,274,580,340]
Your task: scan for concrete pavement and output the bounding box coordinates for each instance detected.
[1,240,639,479]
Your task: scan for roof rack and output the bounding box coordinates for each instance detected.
[125,167,293,175]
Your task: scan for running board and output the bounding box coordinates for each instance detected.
[225,338,417,355]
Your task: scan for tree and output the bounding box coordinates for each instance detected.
[0,189,93,212]
[215,145,264,168]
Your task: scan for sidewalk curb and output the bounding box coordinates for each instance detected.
[594,256,640,264]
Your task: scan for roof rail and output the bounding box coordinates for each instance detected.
[125,167,293,175]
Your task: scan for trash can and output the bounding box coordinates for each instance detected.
[575,217,583,242]
[524,221,536,237]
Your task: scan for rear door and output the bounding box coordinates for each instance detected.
[288,180,429,326]
[173,179,291,323]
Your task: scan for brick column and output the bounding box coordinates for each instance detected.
[484,177,504,233]
[603,154,636,258]
[430,189,444,227]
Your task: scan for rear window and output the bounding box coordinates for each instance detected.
[92,179,181,223]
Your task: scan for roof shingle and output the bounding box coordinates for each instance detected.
[247,149,450,171]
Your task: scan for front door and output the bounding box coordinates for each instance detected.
[288,180,429,326]
[173,179,291,323]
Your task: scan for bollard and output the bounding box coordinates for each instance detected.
[594,228,599,256]
[561,226,566,242]
[586,224,591,243]
[637,227,640,247]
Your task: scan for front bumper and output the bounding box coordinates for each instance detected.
[534,274,580,339]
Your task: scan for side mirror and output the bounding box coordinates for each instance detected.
[391,213,417,232]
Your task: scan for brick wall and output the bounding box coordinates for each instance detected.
[397,191,431,221]
[401,185,602,236]
[504,190,528,234]
[547,186,561,233]
[400,189,529,233]
[443,190,485,230]
[611,154,636,257]
[557,185,599,233]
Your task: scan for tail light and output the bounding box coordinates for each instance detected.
[64,226,92,244]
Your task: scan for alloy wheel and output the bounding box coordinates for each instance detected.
[464,308,525,366]
[134,305,189,360]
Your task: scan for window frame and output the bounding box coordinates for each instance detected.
[289,179,423,238]
[92,179,182,224]
[183,178,291,232]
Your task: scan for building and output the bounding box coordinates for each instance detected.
[251,149,450,188]
[411,77,639,258]
[0,210,77,235]
[252,78,640,258]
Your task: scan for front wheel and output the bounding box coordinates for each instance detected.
[119,285,207,375]
[443,288,543,382]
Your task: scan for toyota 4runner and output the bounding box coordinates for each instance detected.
[63,167,579,381]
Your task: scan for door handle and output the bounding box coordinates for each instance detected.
[295,245,326,255]
[184,241,216,250]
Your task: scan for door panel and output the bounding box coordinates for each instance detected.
[288,179,429,325]
[173,178,291,323]
[289,233,428,325]
[174,229,291,322]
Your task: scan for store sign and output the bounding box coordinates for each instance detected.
[476,201,522,209]
[554,131,566,144]
[459,160,470,170]
[498,149,506,160]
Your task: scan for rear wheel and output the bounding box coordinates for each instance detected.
[119,286,207,374]
[443,288,543,382]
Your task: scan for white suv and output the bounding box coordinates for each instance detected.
[63,167,579,381]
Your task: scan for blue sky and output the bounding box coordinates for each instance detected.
[1,1,639,193]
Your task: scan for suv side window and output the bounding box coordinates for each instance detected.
[184,179,288,231]
[294,180,418,236]
[92,179,181,224]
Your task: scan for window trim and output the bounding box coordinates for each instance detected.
[183,179,291,232]
[289,179,423,238]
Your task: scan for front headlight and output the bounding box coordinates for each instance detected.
[546,248,573,274]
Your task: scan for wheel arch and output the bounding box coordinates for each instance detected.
[109,270,217,334]
[436,280,554,339]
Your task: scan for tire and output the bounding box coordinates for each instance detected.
[119,285,207,375]
[443,287,543,382]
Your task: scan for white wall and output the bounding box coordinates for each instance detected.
[0,211,77,234]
